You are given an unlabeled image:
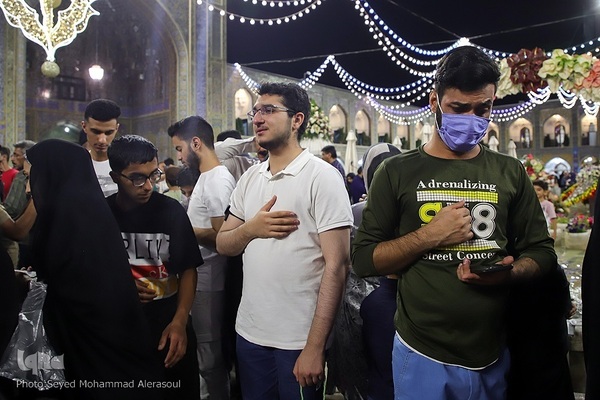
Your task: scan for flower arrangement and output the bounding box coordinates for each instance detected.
[521,154,544,179]
[578,59,600,102]
[561,164,600,206]
[566,213,594,233]
[496,58,521,99]
[304,99,331,141]
[496,48,600,102]
[538,49,594,92]
[506,48,548,93]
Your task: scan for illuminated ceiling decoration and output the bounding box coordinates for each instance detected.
[236,60,557,125]
[229,0,600,120]
[0,0,99,77]
[197,0,325,25]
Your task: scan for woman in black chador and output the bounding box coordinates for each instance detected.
[27,139,164,400]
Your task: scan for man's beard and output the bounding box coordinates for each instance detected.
[186,148,200,171]
[259,129,292,151]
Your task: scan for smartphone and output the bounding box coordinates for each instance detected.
[470,263,514,275]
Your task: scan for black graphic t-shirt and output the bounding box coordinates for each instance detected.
[107,192,203,302]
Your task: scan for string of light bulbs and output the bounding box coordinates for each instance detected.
[242,0,316,7]
[234,63,260,94]
[368,99,433,125]
[528,87,552,105]
[196,0,324,25]
[581,98,600,116]
[353,0,461,57]
[298,56,334,90]
[336,70,432,106]
[330,58,432,94]
[557,87,579,109]
[491,101,538,122]
[332,60,433,103]
[354,6,447,76]
[475,45,512,60]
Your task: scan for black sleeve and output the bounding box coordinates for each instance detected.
[166,201,203,275]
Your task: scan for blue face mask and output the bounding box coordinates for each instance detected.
[435,102,491,153]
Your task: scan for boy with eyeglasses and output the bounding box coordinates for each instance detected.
[107,134,203,398]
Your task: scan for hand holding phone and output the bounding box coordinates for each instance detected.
[470,263,514,275]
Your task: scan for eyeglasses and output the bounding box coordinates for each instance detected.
[119,169,163,187]
[247,105,295,119]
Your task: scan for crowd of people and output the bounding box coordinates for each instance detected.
[1,45,599,400]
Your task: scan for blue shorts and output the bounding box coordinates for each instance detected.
[392,335,509,400]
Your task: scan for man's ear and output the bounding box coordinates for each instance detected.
[292,113,305,132]
[191,137,202,152]
[429,91,438,113]
[109,170,119,184]
[81,120,86,130]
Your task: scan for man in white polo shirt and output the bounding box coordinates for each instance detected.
[216,82,353,400]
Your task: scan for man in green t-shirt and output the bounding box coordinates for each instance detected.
[352,46,556,399]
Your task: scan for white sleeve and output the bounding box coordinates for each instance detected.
[205,169,236,218]
[215,137,255,161]
[312,166,354,233]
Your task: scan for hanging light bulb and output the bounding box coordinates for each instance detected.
[88,21,104,80]
[89,64,104,80]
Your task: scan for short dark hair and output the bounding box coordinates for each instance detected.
[217,130,242,142]
[434,46,500,100]
[78,129,87,145]
[108,135,158,173]
[0,146,9,159]
[357,166,363,175]
[321,145,337,158]
[163,157,175,167]
[257,82,310,140]
[84,99,121,122]
[532,179,549,191]
[165,166,181,186]
[14,140,36,151]
[167,116,215,150]
[177,166,200,187]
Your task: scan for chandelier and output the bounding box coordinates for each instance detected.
[0,0,99,77]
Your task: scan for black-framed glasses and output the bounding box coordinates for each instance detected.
[247,105,295,119]
[119,169,163,187]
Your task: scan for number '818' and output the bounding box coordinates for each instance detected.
[418,202,496,240]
